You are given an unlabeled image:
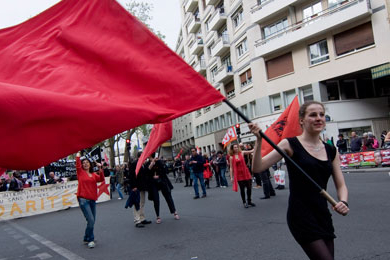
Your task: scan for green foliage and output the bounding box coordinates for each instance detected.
[125,1,166,40]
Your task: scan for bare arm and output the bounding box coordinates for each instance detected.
[331,151,350,216]
[229,157,233,181]
[249,123,289,173]
[242,149,253,155]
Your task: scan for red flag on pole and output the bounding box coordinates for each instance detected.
[261,96,302,156]
[0,0,225,170]
[222,126,238,149]
[136,121,172,174]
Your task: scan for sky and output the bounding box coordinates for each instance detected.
[0,0,181,50]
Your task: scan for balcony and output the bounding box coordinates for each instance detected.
[215,64,233,83]
[210,34,230,57]
[254,0,372,57]
[188,15,201,33]
[184,0,198,13]
[208,7,227,31]
[193,59,206,73]
[205,0,219,6]
[250,0,298,24]
[190,37,204,55]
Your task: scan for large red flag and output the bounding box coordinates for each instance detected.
[135,122,172,174]
[261,96,302,156]
[0,0,225,170]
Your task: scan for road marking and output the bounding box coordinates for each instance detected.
[27,245,40,252]
[8,221,86,260]
[19,238,29,245]
[34,253,52,260]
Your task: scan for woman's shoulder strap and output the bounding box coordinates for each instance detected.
[324,142,337,161]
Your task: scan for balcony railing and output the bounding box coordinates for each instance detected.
[215,64,233,83]
[255,0,369,48]
[210,33,230,56]
[208,7,227,31]
[251,0,275,13]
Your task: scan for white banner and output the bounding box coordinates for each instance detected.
[0,177,110,221]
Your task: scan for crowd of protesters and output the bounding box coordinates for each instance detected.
[334,130,389,154]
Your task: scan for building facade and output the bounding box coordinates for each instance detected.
[173,0,390,155]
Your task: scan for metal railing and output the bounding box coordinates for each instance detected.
[254,0,365,47]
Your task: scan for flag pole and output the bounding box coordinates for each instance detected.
[223,99,338,206]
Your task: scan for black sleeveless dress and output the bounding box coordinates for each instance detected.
[286,137,337,245]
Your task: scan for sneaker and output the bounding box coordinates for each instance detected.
[156,218,161,224]
[248,202,256,207]
[118,197,123,200]
[174,213,180,220]
[193,196,200,199]
[141,220,152,225]
[135,223,145,228]
[201,194,207,198]
[244,202,249,208]
[87,241,95,248]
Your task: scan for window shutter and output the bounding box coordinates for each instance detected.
[334,22,374,56]
[266,52,294,79]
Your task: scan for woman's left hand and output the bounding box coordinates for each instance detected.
[333,201,349,216]
[96,162,101,167]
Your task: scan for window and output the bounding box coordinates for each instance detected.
[204,106,211,113]
[196,126,200,137]
[266,52,294,79]
[263,18,288,39]
[224,80,235,99]
[227,112,233,126]
[185,125,188,135]
[309,40,329,65]
[220,115,225,128]
[340,80,357,99]
[210,66,218,82]
[302,87,314,102]
[241,105,248,117]
[328,0,345,9]
[236,38,248,58]
[271,95,282,112]
[189,123,192,133]
[250,101,257,118]
[334,22,375,56]
[205,122,209,134]
[232,8,243,28]
[326,81,340,100]
[284,90,296,106]
[303,2,322,21]
[200,124,204,136]
[209,120,214,132]
[240,69,252,88]
[214,118,220,130]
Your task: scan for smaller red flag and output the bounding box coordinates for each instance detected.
[222,126,237,149]
[135,122,172,174]
[261,96,302,156]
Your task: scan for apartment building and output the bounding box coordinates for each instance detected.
[173,0,390,155]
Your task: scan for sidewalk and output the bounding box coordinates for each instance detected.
[341,166,390,173]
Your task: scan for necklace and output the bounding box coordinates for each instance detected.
[311,143,323,152]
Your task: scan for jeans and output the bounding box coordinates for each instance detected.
[193,172,206,197]
[78,198,96,242]
[133,191,146,224]
[219,167,228,187]
[116,183,124,199]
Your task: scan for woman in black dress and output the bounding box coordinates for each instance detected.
[249,101,349,260]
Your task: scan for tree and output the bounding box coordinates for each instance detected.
[125,1,166,41]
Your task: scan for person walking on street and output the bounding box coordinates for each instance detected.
[127,152,152,228]
[229,144,255,208]
[215,151,228,187]
[190,148,207,199]
[183,154,193,187]
[203,155,212,189]
[116,165,124,200]
[76,151,105,249]
[260,168,276,199]
[249,100,349,260]
[146,154,179,224]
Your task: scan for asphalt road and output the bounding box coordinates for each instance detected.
[1,169,390,260]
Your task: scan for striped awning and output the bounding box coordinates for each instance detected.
[371,63,390,79]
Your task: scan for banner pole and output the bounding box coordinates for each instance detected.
[223,99,337,206]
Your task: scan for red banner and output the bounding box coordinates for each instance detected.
[380,149,390,165]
